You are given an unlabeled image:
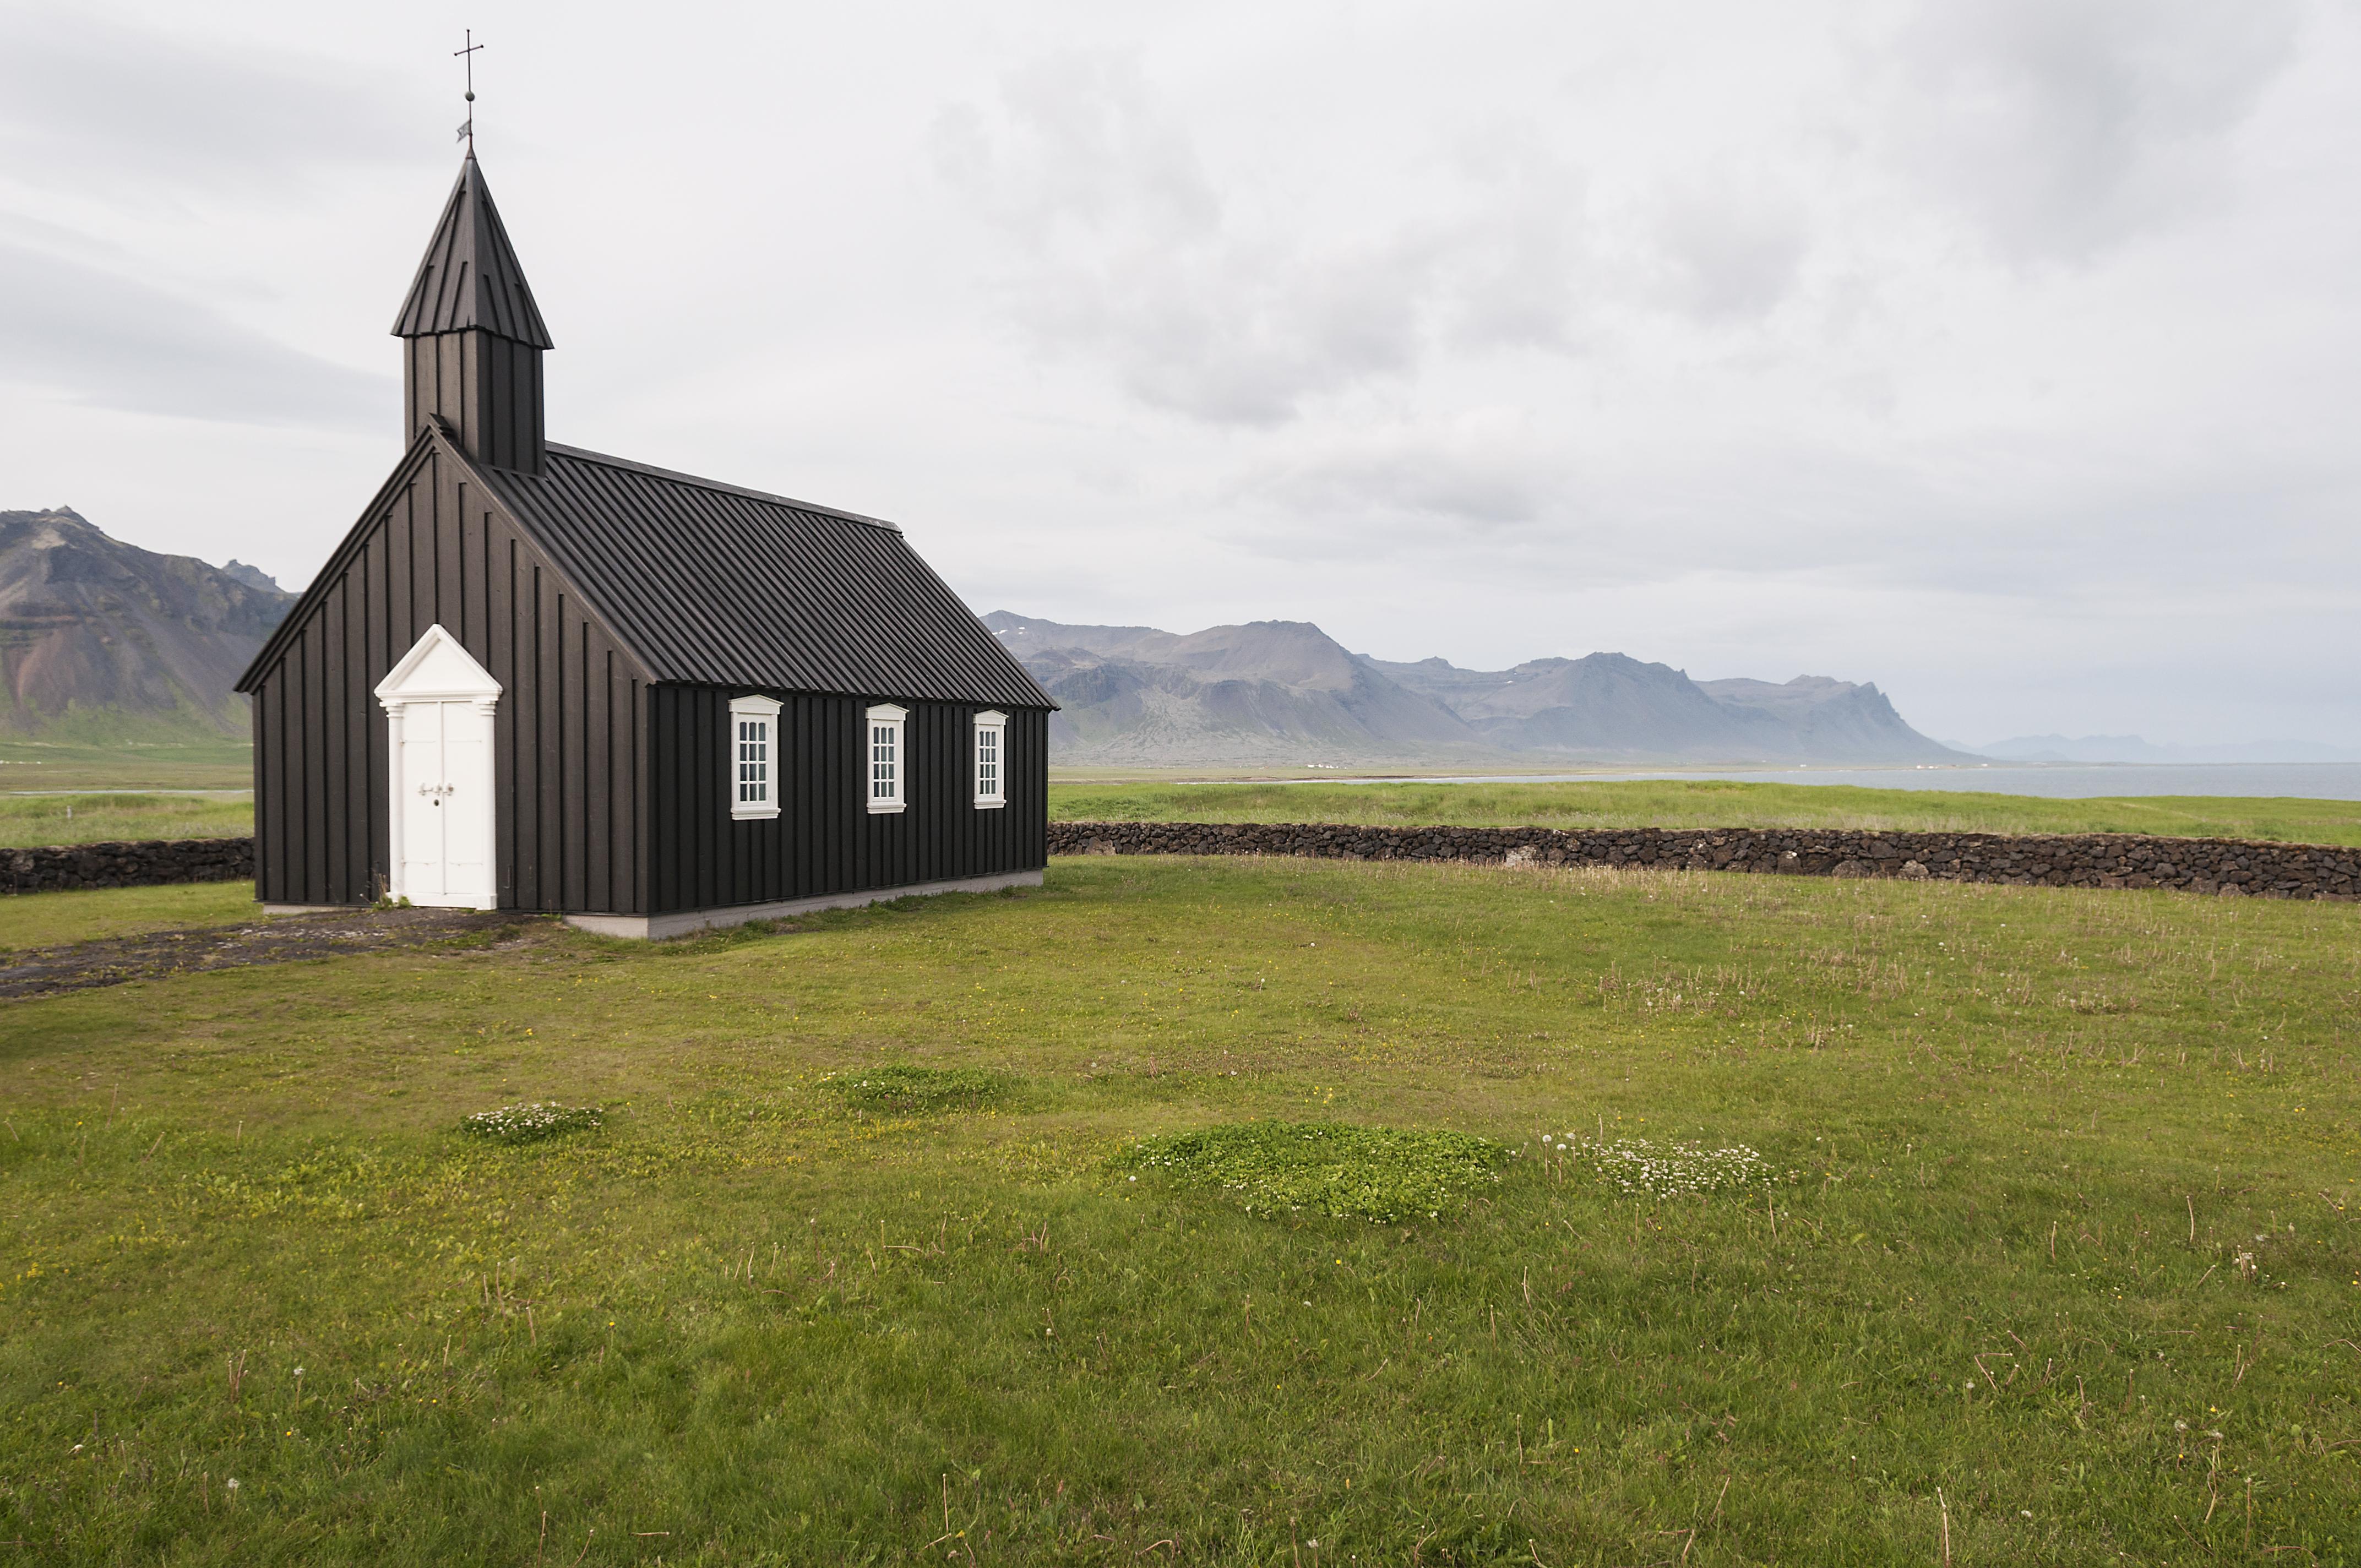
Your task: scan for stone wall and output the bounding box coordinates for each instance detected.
[1048,821,2361,901]
[12,825,2357,902]
[0,837,254,895]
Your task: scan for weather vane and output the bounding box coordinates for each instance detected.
[455,29,483,153]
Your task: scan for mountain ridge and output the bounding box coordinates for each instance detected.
[0,508,295,742]
[991,612,1967,766]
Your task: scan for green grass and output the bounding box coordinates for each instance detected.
[0,791,254,848]
[0,737,254,792]
[3,857,2358,1563]
[1119,1120,1509,1222]
[1051,777,2361,846]
[827,1063,1014,1115]
[0,881,264,950]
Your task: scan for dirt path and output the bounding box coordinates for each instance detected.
[0,907,545,1000]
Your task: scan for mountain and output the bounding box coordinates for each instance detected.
[1365,653,1966,763]
[220,560,284,594]
[986,612,1490,765]
[991,611,1967,766]
[0,509,295,741]
[1980,734,2361,765]
[1696,676,1967,763]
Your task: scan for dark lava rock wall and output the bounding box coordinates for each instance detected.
[1,837,254,894]
[11,826,2358,902]
[1048,821,2360,900]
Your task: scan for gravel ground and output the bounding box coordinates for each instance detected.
[0,906,546,1000]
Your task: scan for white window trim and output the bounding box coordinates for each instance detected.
[972,709,1008,809]
[729,694,782,820]
[866,703,908,815]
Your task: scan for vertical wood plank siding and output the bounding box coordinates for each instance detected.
[646,689,1047,915]
[247,445,646,911]
[402,331,546,475]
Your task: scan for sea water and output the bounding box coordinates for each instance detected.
[1283,763,2361,802]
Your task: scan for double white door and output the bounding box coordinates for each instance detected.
[394,699,494,907]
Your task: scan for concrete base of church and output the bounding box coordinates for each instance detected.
[562,869,1045,941]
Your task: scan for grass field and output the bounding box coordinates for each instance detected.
[0,738,253,793]
[3,858,2357,1564]
[0,881,263,951]
[1050,778,2361,846]
[0,792,254,850]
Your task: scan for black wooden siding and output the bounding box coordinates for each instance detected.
[249,440,649,911]
[404,331,546,476]
[646,688,1047,915]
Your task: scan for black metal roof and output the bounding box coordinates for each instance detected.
[470,440,1053,709]
[391,155,554,347]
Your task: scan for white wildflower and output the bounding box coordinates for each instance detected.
[1565,1136,1767,1197]
[461,1102,602,1144]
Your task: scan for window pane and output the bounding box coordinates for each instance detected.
[736,718,770,803]
[871,722,897,799]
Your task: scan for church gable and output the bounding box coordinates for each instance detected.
[241,427,652,913]
[239,425,649,698]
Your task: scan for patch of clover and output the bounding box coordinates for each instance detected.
[1116,1120,1508,1223]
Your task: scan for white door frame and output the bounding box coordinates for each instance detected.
[374,624,502,909]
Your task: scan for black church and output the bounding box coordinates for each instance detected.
[236,155,1053,938]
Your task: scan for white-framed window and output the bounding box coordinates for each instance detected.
[866,703,908,814]
[728,694,782,820]
[973,709,1008,808]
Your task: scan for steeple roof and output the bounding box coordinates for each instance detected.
[390,155,554,347]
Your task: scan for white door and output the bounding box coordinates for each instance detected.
[396,700,494,906]
[375,624,502,910]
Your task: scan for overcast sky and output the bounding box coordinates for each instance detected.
[2,0,2354,748]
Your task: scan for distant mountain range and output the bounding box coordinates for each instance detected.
[987,612,1968,766]
[8,508,2348,771]
[1972,734,2361,765]
[0,509,294,742]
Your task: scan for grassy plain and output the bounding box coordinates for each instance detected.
[0,738,253,793]
[0,882,264,951]
[1049,778,2361,846]
[3,858,2358,1564]
[0,792,255,850]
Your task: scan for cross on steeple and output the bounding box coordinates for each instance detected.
[455,30,483,153]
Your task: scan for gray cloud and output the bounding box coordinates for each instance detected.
[1258,443,1559,538]
[1890,0,2302,261]
[1436,139,1592,353]
[0,9,415,201]
[935,55,1613,426]
[1652,185,1809,322]
[0,242,388,428]
[934,54,1440,425]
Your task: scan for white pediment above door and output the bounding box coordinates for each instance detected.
[376,624,501,708]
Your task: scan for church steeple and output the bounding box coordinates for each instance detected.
[392,154,553,474]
